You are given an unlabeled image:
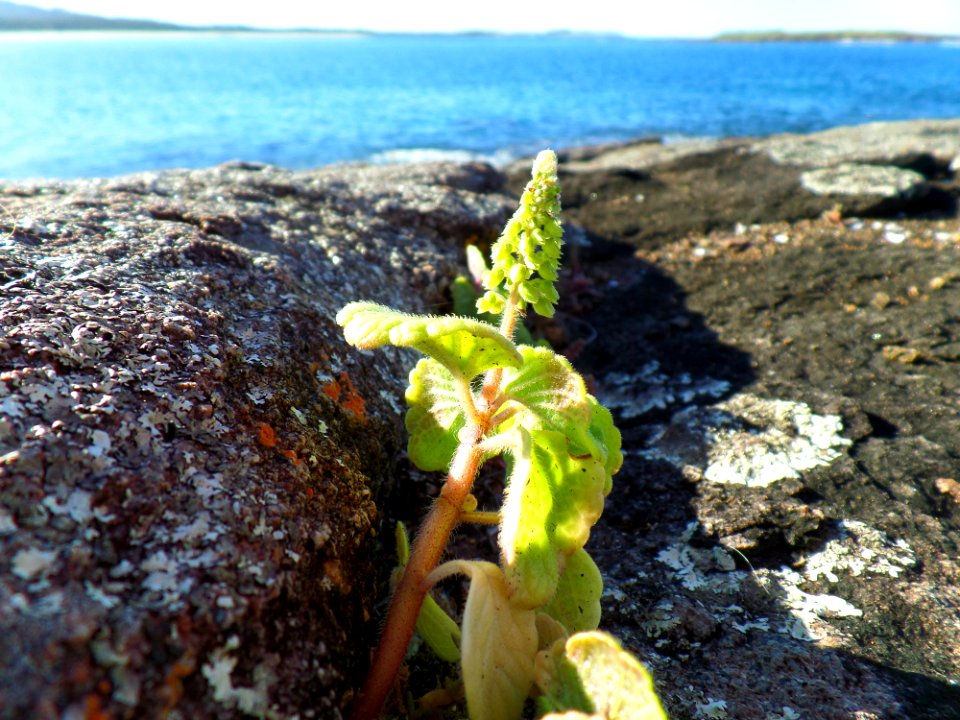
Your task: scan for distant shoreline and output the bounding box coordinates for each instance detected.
[1,29,958,44]
[714,30,960,43]
[0,29,370,41]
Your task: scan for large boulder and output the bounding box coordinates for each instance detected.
[0,161,511,719]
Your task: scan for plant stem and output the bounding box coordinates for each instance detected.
[352,286,522,719]
[481,286,520,405]
[459,510,501,525]
[350,441,486,720]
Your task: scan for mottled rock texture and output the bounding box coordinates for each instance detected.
[0,161,511,719]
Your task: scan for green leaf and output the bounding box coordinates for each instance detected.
[499,428,608,608]
[501,346,594,449]
[534,637,594,716]
[405,358,464,472]
[499,347,622,476]
[451,276,491,322]
[336,302,521,380]
[493,350,621,608]
[429,560,538,720]
[537,632,668,720]
[541,549,603,634]
[586,398,623,494]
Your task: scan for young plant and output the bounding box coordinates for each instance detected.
[338,151,665,720]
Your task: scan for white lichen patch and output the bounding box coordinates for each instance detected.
[140,549,193,600]
[172,513,212,544]
[0,508,18,535]
[656,521,871,645]
[600,363,731,420]
[202,636,277,718]
[643,601,683,638]
[645,393,851,486]
[12,547,58,580]
[754,567,863,642]
[43,489,94,525]
[85,581,121,609]
[657,522,747,593]
[802,520,916,583]
[695,698,729,719]
[767,708,802,720]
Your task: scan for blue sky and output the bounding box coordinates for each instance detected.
[22,0,960,36]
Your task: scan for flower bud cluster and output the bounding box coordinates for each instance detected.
[477,150,563,318]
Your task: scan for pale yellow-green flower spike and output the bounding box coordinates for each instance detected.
[477,149,562,319]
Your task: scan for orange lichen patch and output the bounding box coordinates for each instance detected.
[320,372,367,421]
[161,653,196,718]
[257,422,277,448]
[281,448,303,465]
[321,378,342,402]
[84,695,110,720]
[305,486,316,499]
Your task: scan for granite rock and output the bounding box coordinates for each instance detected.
[0,160,511,719]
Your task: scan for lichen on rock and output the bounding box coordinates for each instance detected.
[0,160,514,719]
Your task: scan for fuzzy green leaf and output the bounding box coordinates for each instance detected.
[499,428,608,608]
[336,302,521,380]
[586,398,622,493]
[405,358,464,472]
[538,632,668,720]
[501,346,594,450]
[541,549,603,634]
[429,560,538,720]
[499,347,622,478]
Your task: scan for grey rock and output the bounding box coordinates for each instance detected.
[754,119,960,167]
[800,162,926,197]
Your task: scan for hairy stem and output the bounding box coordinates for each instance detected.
[481,285,520,405]
[453,372,483,428]
[350,441,486,720]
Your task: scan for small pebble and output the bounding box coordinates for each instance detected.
[870,292,892,310]
[882,346,922,364]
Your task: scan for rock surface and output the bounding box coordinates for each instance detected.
[0,161,512,719]
[2,118,959,720]
[513,118,960,248]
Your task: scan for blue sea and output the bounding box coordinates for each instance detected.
[1,32,958,180]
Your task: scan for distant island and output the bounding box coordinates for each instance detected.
[0,0,359,33]
[714,30,960,43]
[0,0,191,31]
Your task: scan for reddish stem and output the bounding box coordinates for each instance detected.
[350,441,486,720]
[352,289,520,719]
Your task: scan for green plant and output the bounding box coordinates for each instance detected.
[338,151,666,720]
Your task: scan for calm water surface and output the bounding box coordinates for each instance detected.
[0,33,958,179]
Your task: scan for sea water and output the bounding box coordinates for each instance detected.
[0,32,958,179]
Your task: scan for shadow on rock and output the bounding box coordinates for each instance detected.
[572,243,960,719]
